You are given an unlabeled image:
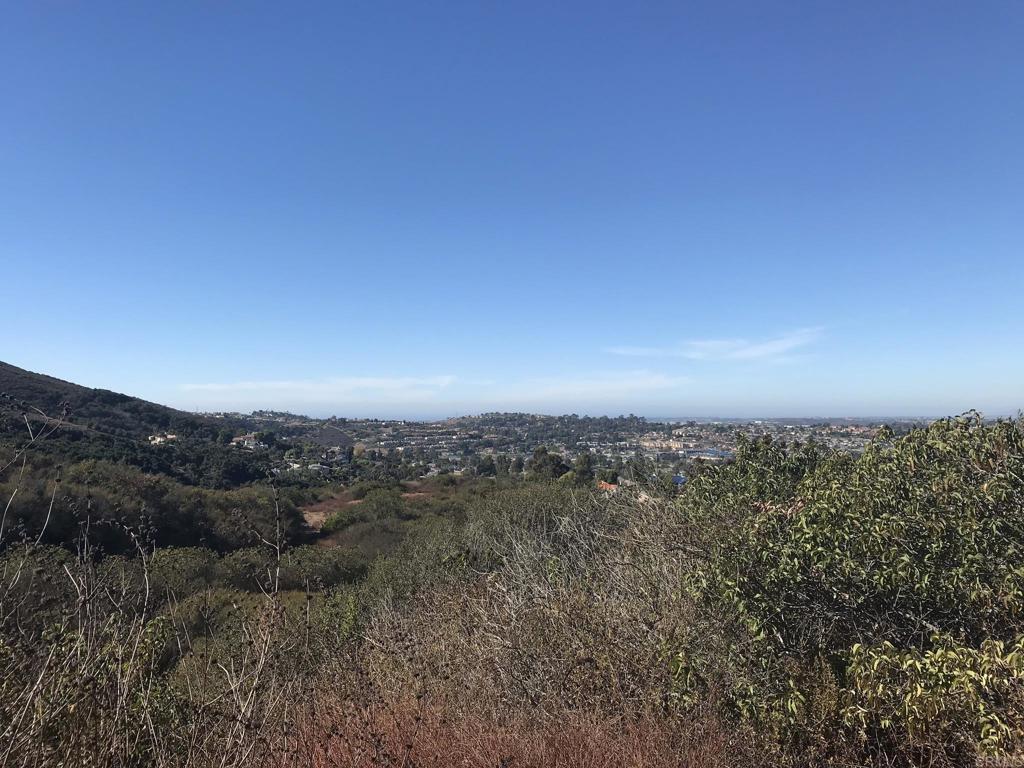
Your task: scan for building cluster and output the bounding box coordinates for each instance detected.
[230,432,267,450]
[203,411,911,480]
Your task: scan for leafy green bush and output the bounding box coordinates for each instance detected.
[845,635,1024,759]
[217,547,276,591]
[675,415,1024,759]
[278,545,366,590]
[321,506,369,533]
[1,459,305,555]
[150,546,219,600]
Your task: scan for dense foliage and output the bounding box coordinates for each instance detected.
[1,414,1022,766]
[0,458,312,554]
[1,360,272,488]
[673,417,1024,760]
[357,415,1024,765]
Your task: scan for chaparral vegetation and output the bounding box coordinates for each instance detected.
[2,377,1022,768]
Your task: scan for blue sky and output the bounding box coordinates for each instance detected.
[2,2,1022,418]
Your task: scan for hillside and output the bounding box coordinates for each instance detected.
[0,359,218,439]
[0,360,266,488]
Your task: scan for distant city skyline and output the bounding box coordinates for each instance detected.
[3,3,1022,418]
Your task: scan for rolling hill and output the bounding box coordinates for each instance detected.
[0,360,266,488]
[0,359,209,439]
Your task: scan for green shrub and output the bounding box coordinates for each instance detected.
[845,635,1024,759]
[150,546,219,601]
[321,506,369,533]
[217,547,275,591]
[676,415,1024,759]
[278,545,366,590]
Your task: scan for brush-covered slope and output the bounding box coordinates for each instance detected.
[0,360,265,488]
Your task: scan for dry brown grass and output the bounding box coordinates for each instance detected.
[273,700,766,768]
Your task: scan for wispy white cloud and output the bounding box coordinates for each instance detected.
[182,375,456,403]
[607,327,823,361]
[178,370,691,414]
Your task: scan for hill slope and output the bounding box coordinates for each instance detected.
[0,359,208,439]
[0,360,266,488]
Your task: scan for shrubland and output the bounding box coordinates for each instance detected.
[0,457,312,552]
[1,414,1022,766]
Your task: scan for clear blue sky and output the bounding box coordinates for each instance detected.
[2,2,1022,418]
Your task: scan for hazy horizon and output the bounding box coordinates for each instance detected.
[6,353,1009,424]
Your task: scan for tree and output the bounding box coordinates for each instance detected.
[573,450,596,485]
[527,446,570,481]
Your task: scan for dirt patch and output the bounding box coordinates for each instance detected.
[301,493,360,530]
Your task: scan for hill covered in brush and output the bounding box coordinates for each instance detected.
[0,360,267,488]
